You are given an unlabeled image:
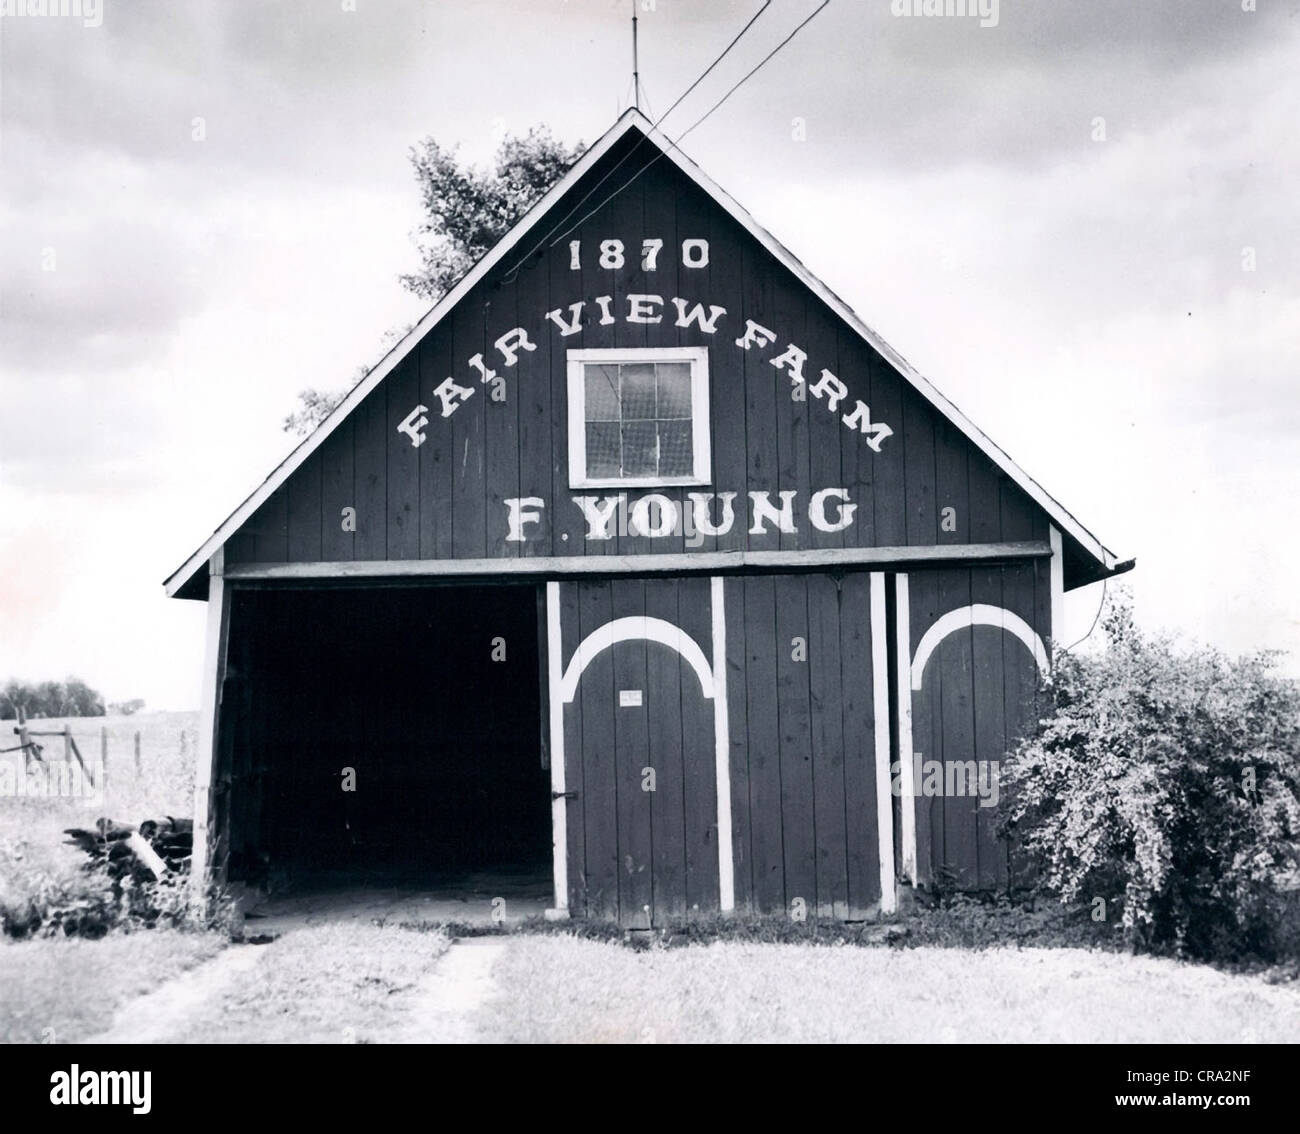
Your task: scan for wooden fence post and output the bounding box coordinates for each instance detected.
[134,731,142,776]
[101,726,108,778]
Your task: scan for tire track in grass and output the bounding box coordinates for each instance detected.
[86,944,268,1044]
[391,937,509,1044]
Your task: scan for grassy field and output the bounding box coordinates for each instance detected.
[0,931,225,1043]
[8,925,1296,1044]
[476,936,1300,1044]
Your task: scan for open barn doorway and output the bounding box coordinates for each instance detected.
[218,581,551,920]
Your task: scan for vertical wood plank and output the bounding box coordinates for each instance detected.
[724,575,753,913]
[903,389,937,547]
[683,576,720,913]
[775,574,816,913]
[808,573,849,918]
[450,285,488,558]
[577,582,618,920]
[386,359,421,560]
[419,328,456,560]
[803,304,844,551]
[644,579,687,921]
[351,383,387,561]
[704,208,747,553]
[743,575,784,913]
[840,571,880,916]
[320,417,355,562]
[869,361,906,547]
[937,568,978,889]
[610,578,652,927]
[285,450,322,563]
[484,276,522,560]
[516,254,552,558]
[560,582,587,917]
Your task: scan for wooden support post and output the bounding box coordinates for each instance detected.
[16,706,28,774]
[191,548,230,914]
[63,725,72,765]
[134,731,142,775]
[101,726,108,773]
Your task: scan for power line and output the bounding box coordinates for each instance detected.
[542,0,832,253]
[500,0,774,285]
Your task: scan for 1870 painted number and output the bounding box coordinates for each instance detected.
[568,238,709,271]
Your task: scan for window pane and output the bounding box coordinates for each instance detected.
[621,420,658,476]
[658,420,694,477]
[656,363,693,418]
[584,365,620,422]
[585,422,621,478]
[621,363,657,419]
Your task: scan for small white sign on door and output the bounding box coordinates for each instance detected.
[619,689,643,708]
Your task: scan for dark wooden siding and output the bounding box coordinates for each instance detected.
[907,561,1050,890]
[726,572,883,919]
[225,132,1049,568]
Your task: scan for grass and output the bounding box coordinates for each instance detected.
[144,924,452,1044]
[0,930,225,1043]
[476,935,1300,1043]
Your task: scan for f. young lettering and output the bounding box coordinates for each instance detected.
[505,487,857,544]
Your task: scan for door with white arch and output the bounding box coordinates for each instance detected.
[899,563,1052,891]
[552,577,721,927]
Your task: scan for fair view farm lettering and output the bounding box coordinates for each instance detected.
[394,235,896,455]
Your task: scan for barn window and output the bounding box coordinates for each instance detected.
[566,347,710,488]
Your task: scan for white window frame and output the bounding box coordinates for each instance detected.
[567,346,711,489]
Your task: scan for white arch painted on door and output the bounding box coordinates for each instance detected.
[559,616,715,703]
[910,603,1049,692]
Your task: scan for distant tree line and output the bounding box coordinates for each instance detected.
[0,678,107,720]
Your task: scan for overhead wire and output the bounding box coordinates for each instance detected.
[499,0,776,284]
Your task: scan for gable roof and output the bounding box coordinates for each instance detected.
[166,108,1125,599]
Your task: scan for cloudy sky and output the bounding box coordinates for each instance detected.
[1,0,1296,709]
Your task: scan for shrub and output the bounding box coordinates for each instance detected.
[1000,594,1300,961]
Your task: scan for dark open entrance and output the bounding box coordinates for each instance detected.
[218,582,550,898]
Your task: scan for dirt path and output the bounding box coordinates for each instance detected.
[390,938,509,1044]
[86,944,270,1044]
[83,931,507,1044]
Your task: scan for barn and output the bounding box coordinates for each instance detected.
[166,109,1131,926]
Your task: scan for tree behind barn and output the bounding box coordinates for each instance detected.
[284,126,585,435]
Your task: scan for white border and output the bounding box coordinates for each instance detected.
[910,605,1050,691]
[895,573,916,885]
[870,572,896,914]
[545,582,568,917]
[711,576,735,913]
[566,346,711,489]
[190,548,227,907]
[165,110,1119,598]
[1049,524,1065,647]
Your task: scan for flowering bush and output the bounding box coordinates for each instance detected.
[1000,596,1300,961]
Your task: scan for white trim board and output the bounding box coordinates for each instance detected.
[165,109,1119,599]
[218,541,1052,584]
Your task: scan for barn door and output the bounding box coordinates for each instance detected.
[552,577,721,927]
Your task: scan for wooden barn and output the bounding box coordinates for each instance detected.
[166,110,1130,926]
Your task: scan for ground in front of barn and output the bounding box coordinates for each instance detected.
[5,925,1300,1044]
